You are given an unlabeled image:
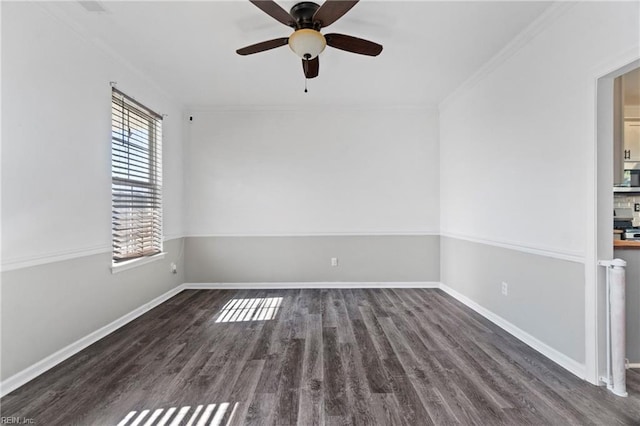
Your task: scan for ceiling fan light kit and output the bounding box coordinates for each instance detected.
[288,29,326,59]
[236,0,382,82]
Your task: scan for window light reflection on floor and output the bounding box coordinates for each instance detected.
[215,297,283,323]
[117,402,237,426]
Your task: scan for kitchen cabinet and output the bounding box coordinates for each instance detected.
[624,120,640,161]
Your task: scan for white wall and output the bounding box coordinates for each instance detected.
[440,1,639,258]
[185,107,439,236]
[439,1,639,379]
[1,2,186,385]
[1,2,184,268]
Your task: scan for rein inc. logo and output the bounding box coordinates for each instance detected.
[0,418,35,425]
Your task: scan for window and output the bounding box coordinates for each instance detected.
[111,89,162,264]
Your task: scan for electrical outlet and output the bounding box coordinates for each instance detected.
[171,262,177,274]
[501,281,508,296]
[634,203,640,212]
[331,257,338,267]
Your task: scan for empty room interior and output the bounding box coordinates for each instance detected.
[2,0,640,424]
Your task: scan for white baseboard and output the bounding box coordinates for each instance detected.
[1,280,587,397]
[438,283,587,380]
[183,281,441,290]
[0,284,187,398]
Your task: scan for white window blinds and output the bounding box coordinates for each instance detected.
[111,89,163,263]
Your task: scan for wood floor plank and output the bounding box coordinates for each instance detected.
[273,338,305,425]
[321,289,339,328]
[322,327,348,418]
[331,289,356,344]
[297,313,324,426]
[358,305,406,378]
[340,341,377,425]
[342,288,364,322]
[369,392,404,426]
[2,288,640,425]
[387,373,435,426]
[350,319,392,393]
[244,392,276,426]
[409,377,461,424]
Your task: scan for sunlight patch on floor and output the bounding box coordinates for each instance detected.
[215,297,283,323]
[117,402,237,426]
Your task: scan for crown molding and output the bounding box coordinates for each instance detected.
[185,103,439,114]
[34,2,184,111]
[438,1,576,113]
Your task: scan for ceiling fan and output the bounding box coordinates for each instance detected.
[236,0,383,80]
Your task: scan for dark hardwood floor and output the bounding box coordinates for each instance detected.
[2,288,640,425]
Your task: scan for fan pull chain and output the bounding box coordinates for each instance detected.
[303,54,310,93]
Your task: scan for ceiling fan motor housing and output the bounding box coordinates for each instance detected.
[290,2,321,29]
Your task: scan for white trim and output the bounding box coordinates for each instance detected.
[185,231,440,238]
[588,51,640,386]
[439,2,574,113]
[440,231,585,263]
[111,252,166,274]
[1,244,111,272]
[2,238,185,273]
[439,283,587,380]
[0,284,187,398]
[183,282,440,290]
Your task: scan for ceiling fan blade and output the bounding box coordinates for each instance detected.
[325,33,382,56]
[236,37,289,55]
[303,56,319,78]
[249,0,295,27]
[312,0,359,28]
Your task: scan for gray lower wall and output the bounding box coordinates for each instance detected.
[0,238,185,382]
[3,234,589,384]
[185,235,440,283]
[440,236,585,364]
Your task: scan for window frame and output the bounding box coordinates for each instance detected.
[110,88,164,270]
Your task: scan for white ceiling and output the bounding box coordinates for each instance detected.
[49,1,553,108]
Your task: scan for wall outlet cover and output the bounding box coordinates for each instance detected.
[501,281,508,296]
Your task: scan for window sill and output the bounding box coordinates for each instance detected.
[111,252,166,274]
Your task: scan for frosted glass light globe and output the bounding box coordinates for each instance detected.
[288,29,326,59]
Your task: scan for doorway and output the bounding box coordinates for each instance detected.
[592,59,640,386]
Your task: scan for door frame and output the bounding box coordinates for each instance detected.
[587,52,639,385]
